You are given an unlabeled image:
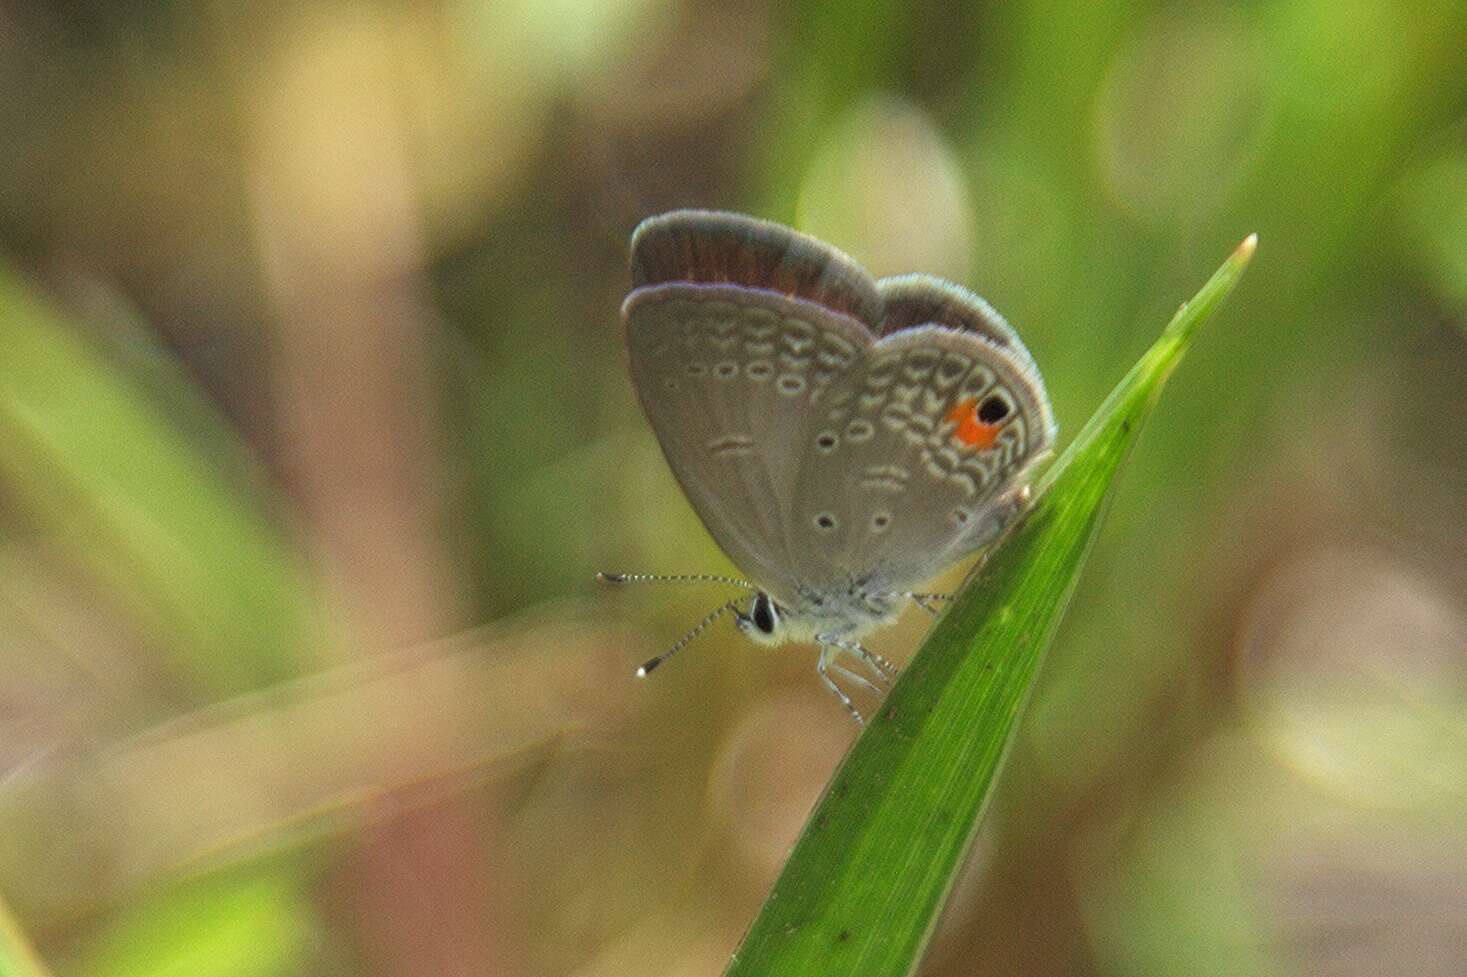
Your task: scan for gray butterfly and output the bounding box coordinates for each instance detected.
[604,210,1056,722]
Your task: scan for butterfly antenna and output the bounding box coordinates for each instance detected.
[598,571,755,591]
[635,598,744,677]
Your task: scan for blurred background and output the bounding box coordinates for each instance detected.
[0,0,1465,974]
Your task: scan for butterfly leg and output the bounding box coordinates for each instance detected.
[900,592,952,617]
[818,634,898,684]
[817,645,866,725]
[911,595,942,617]
[828,661,885,697]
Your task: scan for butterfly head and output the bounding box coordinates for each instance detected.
[733,591,785,646]
[732,585,903,647]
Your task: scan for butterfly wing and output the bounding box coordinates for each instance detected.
[622,211,1057,607]
[622,211,883,601]
[787,320,1056,596]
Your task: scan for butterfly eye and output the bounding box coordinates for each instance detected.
[752,594,777,634]
[977,395,1010,424]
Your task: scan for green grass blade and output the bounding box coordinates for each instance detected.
[0,892,54,977]
[725,235,1257,977]
[0,265,321,695]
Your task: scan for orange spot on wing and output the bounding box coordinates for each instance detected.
[945,398,1001,450]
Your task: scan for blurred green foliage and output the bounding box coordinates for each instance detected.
[0,268,319,699]
[63,870,316,977]
[1,0,1465,975]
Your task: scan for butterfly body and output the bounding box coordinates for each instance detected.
[731,584,901,648]
[616,210,1055,719]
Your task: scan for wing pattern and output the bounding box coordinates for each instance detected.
[622,211,1056,604]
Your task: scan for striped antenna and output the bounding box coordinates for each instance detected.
[636,598,745,677]
[598,571,755,591]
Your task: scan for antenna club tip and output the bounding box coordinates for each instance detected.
[635,666,649,678]
[598,572,626,584]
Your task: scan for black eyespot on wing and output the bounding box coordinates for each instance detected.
[628,210,883,329]
[752,594,776,634]
[978,395,1010,423]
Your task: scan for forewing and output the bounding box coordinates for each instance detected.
[622,283,876,600]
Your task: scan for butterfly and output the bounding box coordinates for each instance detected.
[604,210,1055,722]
